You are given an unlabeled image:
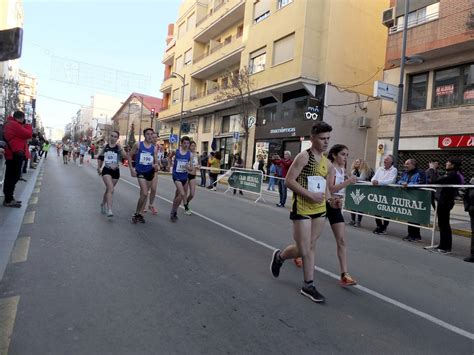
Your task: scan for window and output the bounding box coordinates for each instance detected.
[172,88,180,104]
[264,106,277,123]
[177,22,186,39]
[463,64,474,105]
[236,25,243,38]
[278,0,293,9]
[203,116,212,133]
[273,33,295,66]
[184,49,192,66]
[407,73,428,111]
[254,0,270,23]
[392,2,439,33]
[186,13,196,31]
[175,55,183,71]
[221,77,228,89]
[221,116,231,133]
[224,36,232,45]
[249,48,266,74]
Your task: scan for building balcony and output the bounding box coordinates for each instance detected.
[191,35,244,79]
[194,0,245,43]
[160,76,173,93]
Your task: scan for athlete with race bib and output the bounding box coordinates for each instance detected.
[170,136,192,222]
[128,128,159,224]
[97,131,126,217]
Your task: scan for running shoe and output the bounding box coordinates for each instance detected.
[107,209,114,218]
[100,203,106,214]
[131,214,139,224]
[137,214,146,223]
[270,249,283,278]
[300,285,325,303]
[348,220,356,226]
[149,205,158,215]
[340,272,357,286]
[293,257,303,268]
[184,205,192,215]
[170,212,178,222]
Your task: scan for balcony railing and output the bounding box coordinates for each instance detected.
[193,33,242,64]
[389,10,439,34]
[189,83,229,101]
[195,0,229,27]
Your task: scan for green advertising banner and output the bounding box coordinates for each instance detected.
[228,170,263,194]
[344,185,432,225]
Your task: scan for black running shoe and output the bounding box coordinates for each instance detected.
[137,214,145,223]
[300,285,325,303]
[131,214,139,224]
[170,212,178,222]
[270,249,283,278]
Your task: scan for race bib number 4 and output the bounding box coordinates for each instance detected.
[139,152,153,165]
[104,151,118,165]
[176,160,188,173]
[308,176,326,193]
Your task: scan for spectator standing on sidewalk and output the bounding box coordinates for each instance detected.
[432,159,464,254]
[2,111,32,207]
[267,161,276,191]
[273,151,293,208]
[349,159,373,227]
[199,151,208,187]
[463,177,474,262]
[397,159,426,242]
[426,160,439,210]
[371,154,397,234]
[42,141,51,159]
[90,143,96,159]
[232,152,244,195]
[208,152,221,191]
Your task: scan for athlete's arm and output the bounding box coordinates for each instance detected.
[153,149,160,171]
[285,151,324,203]
[128,143,138,176]
[97,149,104,174]
[327,163,357,194]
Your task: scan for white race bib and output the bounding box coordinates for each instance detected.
[104,151,118,165]
[139,152,153,165]
[176,159,188,173]
[308,176,326,193]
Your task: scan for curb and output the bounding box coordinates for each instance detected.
[452,229,472,238]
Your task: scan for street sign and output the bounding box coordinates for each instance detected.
[169,134,178,144]
[373,81,398,102]
[232,131,240,141]
[247,116,256,128]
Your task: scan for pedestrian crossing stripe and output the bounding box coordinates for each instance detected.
[23,211,35,224]
[29,197,38,205]
[0,296,19,354]
[10,237,30,263]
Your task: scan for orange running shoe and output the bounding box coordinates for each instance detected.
[340,272,357,286]
[149,205,158,215]
[293,257,303,268]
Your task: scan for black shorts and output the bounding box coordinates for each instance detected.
[326,202,345,225]
[102,167,120,180]
[62,151,69,156]
[290,211,326,221]
[137,170,155,181]
[173,176,188,185]
[188,174,196,181]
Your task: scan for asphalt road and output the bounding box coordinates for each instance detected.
[0,155,472,354]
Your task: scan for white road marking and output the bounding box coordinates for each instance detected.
[119,176,474,340]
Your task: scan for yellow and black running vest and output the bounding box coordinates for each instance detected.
[292,149,329,216]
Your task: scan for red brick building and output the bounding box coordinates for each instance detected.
[378,0,474,178]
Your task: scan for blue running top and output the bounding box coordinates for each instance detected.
[172,148,191,181]
[135,142,155,173]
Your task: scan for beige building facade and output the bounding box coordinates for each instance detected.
[379,0,474,177]
[159,0,388,169]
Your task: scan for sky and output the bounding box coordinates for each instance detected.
[20,0,181,129]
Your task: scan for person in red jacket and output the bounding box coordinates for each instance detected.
[272,151,293,208]
[2,111,32,207]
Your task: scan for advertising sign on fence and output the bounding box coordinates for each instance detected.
[344,185,432,225]
[228,170,262,194]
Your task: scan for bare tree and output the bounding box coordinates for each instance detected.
[0,75,20,121]
[215,66,257,166]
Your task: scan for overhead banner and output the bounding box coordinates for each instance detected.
[227,169,262,194]
[344,185,432,225]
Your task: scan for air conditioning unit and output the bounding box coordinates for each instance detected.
[382,7,395,27]
[358,117,371,129]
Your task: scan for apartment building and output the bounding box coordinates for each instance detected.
[111,93,162,146]
[379,0,474,178]
[18,69,37,119]
[159,0,388,169]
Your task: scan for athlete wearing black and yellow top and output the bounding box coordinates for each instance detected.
[270,121,339,304]
[290,150,329,220]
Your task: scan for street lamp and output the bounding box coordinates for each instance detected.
[392,0,424,166]
[170,72,186,143]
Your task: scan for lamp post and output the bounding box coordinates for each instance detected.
[392,0,410,167]
[170,72,186,143]
[138,95,144,142]
[125,100,132,147]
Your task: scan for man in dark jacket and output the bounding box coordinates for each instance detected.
[432,158,464,254]
[397,159,426,242]
[463,178,474,262]
[2,111,32,207]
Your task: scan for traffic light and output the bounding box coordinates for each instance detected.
[150,108,155,119]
